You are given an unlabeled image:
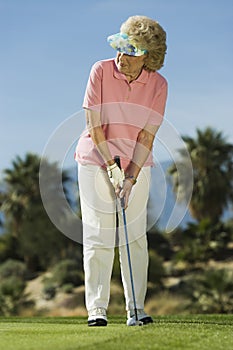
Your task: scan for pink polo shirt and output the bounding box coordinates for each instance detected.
[75,58,168,169]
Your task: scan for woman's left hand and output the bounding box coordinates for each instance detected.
[115,179,133,209]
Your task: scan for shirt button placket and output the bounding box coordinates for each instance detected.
[125,85,131,101]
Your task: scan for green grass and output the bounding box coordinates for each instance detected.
[0,315,232,350]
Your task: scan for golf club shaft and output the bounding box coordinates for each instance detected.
[121,205,138,321]
[114,156,139,322]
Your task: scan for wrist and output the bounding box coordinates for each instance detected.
[125,173,137,185]
[106,160,116,167]
[107,162,117,171]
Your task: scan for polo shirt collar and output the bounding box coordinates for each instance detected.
[113,59,148,84]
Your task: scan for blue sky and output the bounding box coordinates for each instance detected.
[1,0,233,172]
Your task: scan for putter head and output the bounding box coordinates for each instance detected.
[127,316,144,326]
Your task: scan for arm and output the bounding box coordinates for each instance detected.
[125,123,160,180]
[85,108,124,187]
[119,79,167,207]
[85,108,114,166]
[119,124,160,208]
[127,78,167,176]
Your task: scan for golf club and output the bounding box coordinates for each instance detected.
[114,156,143,326]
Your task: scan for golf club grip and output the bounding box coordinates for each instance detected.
[114,155,121,169]
[114,156,125,208]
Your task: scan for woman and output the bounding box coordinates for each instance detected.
[75,15,168,326]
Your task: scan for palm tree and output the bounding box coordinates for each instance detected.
[0,153,77,271]
[168,127,233,223]
[0,153,39,237]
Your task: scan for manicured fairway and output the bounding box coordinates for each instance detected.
[0,315,232,350]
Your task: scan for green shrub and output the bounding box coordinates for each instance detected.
[111,248,121,284]
[172,220,233,264]
[148,250,165,286]
[0,259,28,280]
[52,259,83,287]
[42,283,56,300]
[0,276,26,315]
[61,283,74,294]
[184,269,233,313]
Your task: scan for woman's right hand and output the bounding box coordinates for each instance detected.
[118,179,133,209]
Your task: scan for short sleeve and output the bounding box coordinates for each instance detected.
[147,78,168,125]
[83,61,103,111]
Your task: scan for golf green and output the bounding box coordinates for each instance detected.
[0,315,232,350]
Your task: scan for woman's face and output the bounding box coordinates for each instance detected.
[115,52,146,80]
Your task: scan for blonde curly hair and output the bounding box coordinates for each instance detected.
[120,15,167,72]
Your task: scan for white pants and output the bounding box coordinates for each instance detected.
[78,164,151,312]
